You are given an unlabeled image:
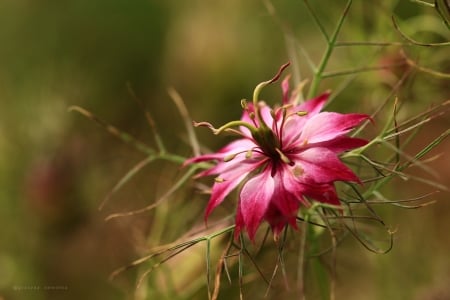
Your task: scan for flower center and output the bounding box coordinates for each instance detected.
[251,126,280,159]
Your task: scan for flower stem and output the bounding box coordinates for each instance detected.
[307,0,353,99]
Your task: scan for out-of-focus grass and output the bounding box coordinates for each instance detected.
[0,0,448,299]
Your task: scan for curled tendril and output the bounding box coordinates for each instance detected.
[392,16,450,46]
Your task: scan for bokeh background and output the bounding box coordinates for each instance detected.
[0,0,449,299]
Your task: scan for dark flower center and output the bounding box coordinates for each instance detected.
[252,127,280,159]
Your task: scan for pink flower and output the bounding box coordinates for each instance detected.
[186,63,369,241]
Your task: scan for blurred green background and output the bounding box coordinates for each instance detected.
[0,0,449,299]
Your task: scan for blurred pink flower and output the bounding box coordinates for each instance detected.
[186,63,369,241]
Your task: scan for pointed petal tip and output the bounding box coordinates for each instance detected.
[182,157,195,167]
[203,201,216,228]
[322,90,332,97]
[233,229,241,241]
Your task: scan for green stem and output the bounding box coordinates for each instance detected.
[307,0,353,99]
[303,0,330,42]
[215,120,258,135]
[158,153,188,165]
[252,62,290,129]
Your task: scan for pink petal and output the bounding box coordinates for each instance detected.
[264,203,290,238]
[279,93,331,148]
[274,165,310,206]
[186,139,259,179]
[278,164,339,205]
[240,169,275,240]
[280,117,304,149]
[259,103,275,129]
[271,171,301,219]
[302,183,340,205]
[204,160,263,221]
[307,136,368,153]
[281,75,291,104]
[265,192,299,236]
[196,157,247,178]
[264,170,306,238]
[293,147,360,183]
[184,153,220,166]
[205,175,246,220]
[300,112,369,144]
[295,92,330,116]
[184,139,255,166]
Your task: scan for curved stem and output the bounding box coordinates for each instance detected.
[252,62,291,128]
[215,120,258,135]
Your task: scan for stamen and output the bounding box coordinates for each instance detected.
[270,109,276,119]
[246,149,253,159]
[241,99,248,109]
[275,148,291,164]
[215,177,225,183]
[223,153,238,162]
[292,165,304,178]
[278,107,288,148]
[282,103,294,110]
[270,109,279,137]
[296,111,308,116]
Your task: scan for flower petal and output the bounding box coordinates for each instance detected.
[294,147,361,183]
[186,139,259,179]
[185,139,256,166]
[204,160,263,221]
[300,112,369,144]
[282,75,291,104]
[279,164,340,205]
[265,180,299,237]
[272,171,301,219]
[264,169,306,238]
[278,93,330,148]
[240,169,275,240]
[306,136,368,153]
[264,203,290,238]
[302,182,340,205]
[295,92,330,116]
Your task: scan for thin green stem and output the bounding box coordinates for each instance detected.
[392,16,450,46]
[215,120,258,135]
[104,164,201,221]
[307,0,353,99]
[335,41,408,47]
[303,0,330,42]
[158,152,190,165]
[322,63,407,78]
[206,239,212,300]
[168,87,201,156]
[68,105,156,155]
